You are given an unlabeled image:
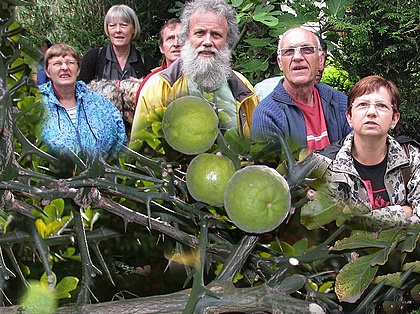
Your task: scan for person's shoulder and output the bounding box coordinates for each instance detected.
[231,70,254,86]
[83,47,103,59]
[254,76,283,101]
[394,135,420,153]
[158,59,183,86]
[317,82,346,97]
[79,81,110,102]
[314,138,344,160]
[255,76,282,88]
[252,91,282,115]
[137,70,168,100]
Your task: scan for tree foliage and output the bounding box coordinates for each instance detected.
[325,0,420,139]
[4,0,420,313]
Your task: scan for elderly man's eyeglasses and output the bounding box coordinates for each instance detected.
[50,60,77,68]
[352,101,395,112]
[279,46,319,57]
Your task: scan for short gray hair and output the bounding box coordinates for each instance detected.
[179,0,239,49]
[104,5,141,40]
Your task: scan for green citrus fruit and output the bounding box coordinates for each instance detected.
[21,281,57,314]
[186,153,236,206]
[224,165,291,234]
[162,96,219,155]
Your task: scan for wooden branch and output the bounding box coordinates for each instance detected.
[0,285,324,314]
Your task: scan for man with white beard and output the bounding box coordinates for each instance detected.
[130,0,258,149]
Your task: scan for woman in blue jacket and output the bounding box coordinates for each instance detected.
[39,43,127,160]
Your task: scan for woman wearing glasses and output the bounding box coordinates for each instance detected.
[78,4,154,83]
[39,43,127,160]
[313,75,420,229]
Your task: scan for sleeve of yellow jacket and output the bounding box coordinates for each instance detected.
[232,70,259,138]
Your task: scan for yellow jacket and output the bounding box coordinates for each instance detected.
[130,59,259,147]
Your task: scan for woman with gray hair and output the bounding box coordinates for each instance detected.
[78,4,154,83]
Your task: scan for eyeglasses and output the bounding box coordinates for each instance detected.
[49,60,78,68]
[279,46,319,57]
[351,101,395,112]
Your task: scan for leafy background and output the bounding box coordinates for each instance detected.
[1,0,420,313]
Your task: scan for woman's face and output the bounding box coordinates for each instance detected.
[107,20,135,47]
[45,54,80,88]
[347,86,400,139]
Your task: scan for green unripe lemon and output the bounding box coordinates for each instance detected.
[186,153,236,206]
[224,165,291,234]
[20,281,57,314]
[162,96,219,155]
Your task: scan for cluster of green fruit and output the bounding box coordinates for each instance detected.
[162,96,291,234]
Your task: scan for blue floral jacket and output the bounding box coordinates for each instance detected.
[39,81,127,159]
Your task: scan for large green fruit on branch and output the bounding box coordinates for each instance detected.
[162,96,219,155]
[224,165,291,234]
[186,153,236,206]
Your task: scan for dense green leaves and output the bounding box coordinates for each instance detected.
[5,0,420,312]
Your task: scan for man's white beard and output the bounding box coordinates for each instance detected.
[181,41,232,92]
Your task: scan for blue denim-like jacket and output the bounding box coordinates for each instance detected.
[250,78,352,150]
[39,81,127,159]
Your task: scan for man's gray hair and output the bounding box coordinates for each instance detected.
[178,0,239,49]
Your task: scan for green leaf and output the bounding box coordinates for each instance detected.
[241,3,253,11]
[300,190,343,230]
[223,128,250,156]
[55,276,79,299]
[230,0,243,8]
[41,272,57,288]
[278,241,295,256]
[63,247,76,258]
[335,252,380,303]
[396,233,420,253]
[45,220,67,237]
[410,284,420,302]
[240,58,269,73]
[253,14,279,27]
[331,234,391,251]
[279,274,306,294]
[243,38,274,47]
[372,272,402,288]
[377,228,406,242]
[369,247,395,266]
[43,198,65,224]
[252,5,278,27]
[254,4,275,14]
[35,219,46,238]
[319,281,334,293]
[401,260,420,273]
[291,238,310,256]
[325,0,356,17]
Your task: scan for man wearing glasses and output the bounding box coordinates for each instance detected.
[251,27,351,156]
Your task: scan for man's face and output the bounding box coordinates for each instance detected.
[187,11,228,58]
[160,23,182,66]
[278,29,323,87]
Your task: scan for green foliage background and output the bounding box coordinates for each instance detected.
[4,0,420,313]
[17,0,420,141]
